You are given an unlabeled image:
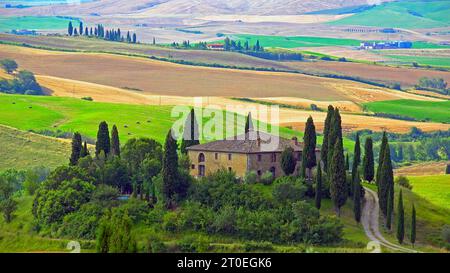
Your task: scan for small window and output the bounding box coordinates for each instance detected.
[191,164,195,169]
[198,153,205,163]
[199,165,205,177]
[257,154,262,162]
[270,166,276,177]
[257,170,262,176]
[215,153,219,160]
[228,154,232,160]
[228,167,232,172]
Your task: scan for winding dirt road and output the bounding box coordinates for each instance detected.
[362,187,419,253]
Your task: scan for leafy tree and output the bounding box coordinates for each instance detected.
[329,138,347,216]
[0,59,18,74]
[180,109,200,154]
[362,137,374,182]
[110,125,121,157]
[353,171,362,223]
[411,204,416,247]
[0,198,17,223]
[96,121,110,157]
[396,190,405,244]
[281,147,296,176]
[68,22,73,36]
[272,177,307,205]
[162,130,180,207]
[70,132,82,166]
[321,105,334,170]
[302,116,317,178]
[315,164,322,210]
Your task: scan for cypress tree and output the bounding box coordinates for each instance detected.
[96,121,111,157]
[111,125,120,157]
[396,190,405,244]
[132,33,137,43]
[80,141,89,158]
[327,108,342,174]
[180,109,200,154]
[281,147,296,176]
[126,31,131,43]
[79,21,83,36]
[363,137,375,182]
[315,163,322,210]
[353,170,362,223]
[386,187,394,229]
[378,143,394,218]
[68,22,73,36]
[321,105,334,170]
[345,153,350,171]
[411,204,416,247]
[74,28,78,36]
[244,112,253,134]
[153,37,156,45]
[330,138,347,216]
[85,26,89,36]
[302,116,317,178]
[162,129,179,208]
[376,132,388,185]
[69,132,82,165]
[352,133,361,183]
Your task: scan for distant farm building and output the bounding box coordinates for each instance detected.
[359,41,412,50]
[10,29,37,35]
[207,44,224,51]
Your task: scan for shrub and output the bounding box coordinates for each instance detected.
[272,176,307,204]
[395,176,413,190]
[243,241,274,252]
[59,203,105,240]
[163,211,181,232]
[177,235,211,253]
[260,171,274,185]
[244,171,258,184]
[146,235,167,253]
[442,225,450,244]
[211,205,236,234]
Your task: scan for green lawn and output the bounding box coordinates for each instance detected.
[364,100,450,123]
[329,0,450,29]
[386,55,450,68]
[408,175,450,209]
[0,16,76,32]
[230,34,361,48]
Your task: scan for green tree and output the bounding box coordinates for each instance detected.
[0,198,17,223]
[69,132,82,166]
[353,171,361,223]
[378,143,394,218]
[396,190,405,244]
[0,59,18,74]
[96,121,111,157]
[352,133,361,183]
[180,109,200,154]
[80,141,89,158]
[281,147,296,176]
[245,112,253,134]
[362,137,374,182]
[68,21,73,36]
[320,105,334,170]
[386,187,393,229]
[110,125,121,157]
[329,138,347,216]
[79,21,83,35]
[302,116,317,178]
[132,33,137,43]
[376,132,388,185]
[327,108,342,174]
[411,204,416,247]
[345,153,350,172]
[162,130,179,208]
[315,164,322,210]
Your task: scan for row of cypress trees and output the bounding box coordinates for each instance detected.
[68,21,137,43]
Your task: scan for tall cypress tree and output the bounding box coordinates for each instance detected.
[352,133,361,182]
[132,33,137,43]
[96,121,111,157]
[244,112,253,134]
[315,163,322,210]
[302,116,317,178]
[321,105,334,170]
[363,137,375,182]
[69,132,82,165]
[376,132,388,185]
[353,170,362,223]
[386,187,394,229]
[79,21,83,36]
[180,109,200,154]
[111,125,120,157]
[396,190,405,244]
[68,22,73,36]
[345,153,350,172]
[327,108,342,174]
[411,204,416,247]
[80,141,89,158]
[162,129,179,208]
[330,138,347,216]
[379,143,394,218]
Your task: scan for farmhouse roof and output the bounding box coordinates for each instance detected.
[186,131,306,154]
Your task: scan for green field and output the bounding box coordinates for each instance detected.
[231,34,361,48]
[364,100,450,123]
[0,16,76,32]
[386,55,450,68]
[329,0,450,29]
[408,175,450,209]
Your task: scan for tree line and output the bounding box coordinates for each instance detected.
[68,21,138,44]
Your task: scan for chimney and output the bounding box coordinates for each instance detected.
[291,136,298,146]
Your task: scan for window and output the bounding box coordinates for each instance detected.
[198,153,205,163]
[228,167,232,172]
[228,154,232,160]
[215,153,219,160]
[199,165,205,177]
[257,154,262,162]
[257,170,262,176]
[270,167,276,178]
[191,164,195,170]
[271,153,276,162]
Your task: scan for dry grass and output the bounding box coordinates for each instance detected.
[395,161,450,176]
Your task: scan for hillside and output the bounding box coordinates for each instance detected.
[329,0,450,29]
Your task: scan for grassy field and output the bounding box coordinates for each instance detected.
[0,16,75,32]
[408,175,450,209]
[395,161,450,176]
[364,100,450,123]
[329,0,450,29]
[0,125,71,171]
[231,34,361,48]
[386,55,450,68]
